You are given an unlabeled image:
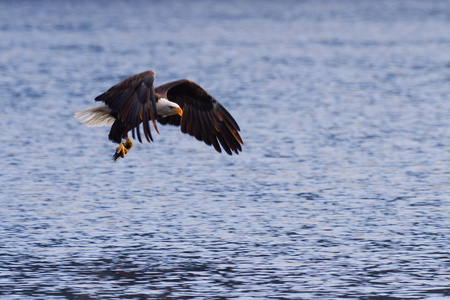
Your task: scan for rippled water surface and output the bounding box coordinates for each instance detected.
[1,0,450,299]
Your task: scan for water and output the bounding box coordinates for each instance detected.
[1,0,450,298]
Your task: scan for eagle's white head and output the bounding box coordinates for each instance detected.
[156,98,183,117]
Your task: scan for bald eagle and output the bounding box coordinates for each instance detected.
[74,70,243,160]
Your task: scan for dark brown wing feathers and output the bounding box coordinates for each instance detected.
[95,70,157,143]
[156,79,243,155]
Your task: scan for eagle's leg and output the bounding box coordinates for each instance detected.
[113,138,133,161]
[113,143,128,161]
[124,137,133,150]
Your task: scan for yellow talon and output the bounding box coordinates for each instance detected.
[113,143,128,161]
[124,137,133,150]
[113,138,134,161]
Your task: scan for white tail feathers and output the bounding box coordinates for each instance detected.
[74,105,116,127]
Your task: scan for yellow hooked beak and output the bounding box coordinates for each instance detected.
[174,107,183,116]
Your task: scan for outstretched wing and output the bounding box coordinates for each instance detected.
[155,79,243,155]
[95,70,158,143]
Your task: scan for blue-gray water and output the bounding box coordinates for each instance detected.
[1,0,450,299]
